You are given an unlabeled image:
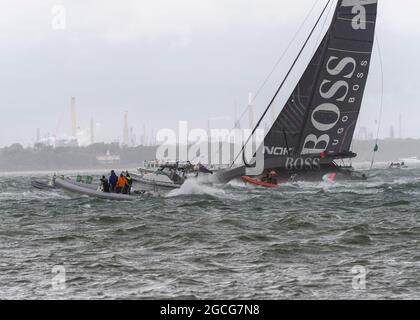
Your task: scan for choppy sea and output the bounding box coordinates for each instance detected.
[1,166,420,299]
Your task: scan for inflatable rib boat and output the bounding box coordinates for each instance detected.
[54,177,145,201]
[241,176,285,189]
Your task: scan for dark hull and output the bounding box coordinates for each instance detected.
[273,165,367,182]
[215,164,367,184]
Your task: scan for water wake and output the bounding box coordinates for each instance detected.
[166,178,226,198]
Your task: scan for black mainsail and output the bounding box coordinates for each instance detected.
[296,0,378,156]
[219,0,378,182]
[264,0,378,168]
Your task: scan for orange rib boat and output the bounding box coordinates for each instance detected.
[241,176,284,188]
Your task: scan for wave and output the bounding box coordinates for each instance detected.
[0,190,69,201]
[166,178,227,198]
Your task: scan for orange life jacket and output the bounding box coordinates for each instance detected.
[117,176,127,188]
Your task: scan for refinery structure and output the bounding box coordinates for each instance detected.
[34,97,147,149]
[32,92,260,150]
[32,93,406,151]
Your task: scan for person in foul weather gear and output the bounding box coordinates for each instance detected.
[100,175,110,193]
[172,170,182,184]
[116,173,128,194]
[124,172,133,194]
[261,170,270,183]
[109,170,118,192]
[267,170,278,185]
[185,161,195,173]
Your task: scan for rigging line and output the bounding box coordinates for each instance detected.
[231,0,333,167]
[370,33,384,171]
[236,0,323,124]
[194,0,324,165]
[311,0,335,56]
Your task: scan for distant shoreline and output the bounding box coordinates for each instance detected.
[1,139,420,174]
[0,166,140,177]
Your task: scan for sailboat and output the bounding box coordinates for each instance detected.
[217,0,378,185]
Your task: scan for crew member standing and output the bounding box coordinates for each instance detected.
[100,175,110,193]
[116,173,127,194]
[124,172,133,194]
[109,170,118,192]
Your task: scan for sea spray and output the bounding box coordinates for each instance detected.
[166,178,226,198]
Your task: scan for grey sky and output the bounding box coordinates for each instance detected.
[0,0,419,147]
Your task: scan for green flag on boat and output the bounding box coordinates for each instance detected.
[374,144,379,152]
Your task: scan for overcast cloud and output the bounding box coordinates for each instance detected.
[0,0,419,147]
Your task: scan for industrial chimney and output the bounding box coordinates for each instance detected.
[123,112,129,146]
[71,97,77,137]
[399,114,402,139]
[90,118,95,145]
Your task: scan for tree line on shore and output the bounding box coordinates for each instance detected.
[1,139,420,172]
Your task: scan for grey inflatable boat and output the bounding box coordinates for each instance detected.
[54,177,146,201]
